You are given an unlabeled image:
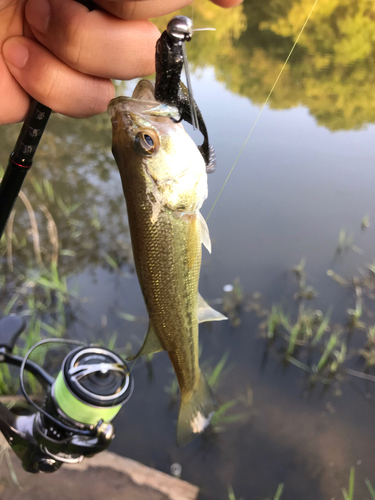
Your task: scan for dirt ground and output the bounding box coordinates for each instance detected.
[0,450,199,500]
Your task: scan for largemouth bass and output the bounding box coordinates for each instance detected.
[108,80,226,445]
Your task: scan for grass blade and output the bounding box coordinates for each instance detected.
[287,323,300,355]
[312,309,331,346]
[316,333,338,372]
[366,479,375,500]
[274,483,284,500]
[228,485,236,500]
[342,467,355,500]
[208,351,230,390]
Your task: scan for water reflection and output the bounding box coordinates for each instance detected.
[156,0,375,131]
[0,107,132,277]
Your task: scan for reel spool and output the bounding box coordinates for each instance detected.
[52,346,133,426]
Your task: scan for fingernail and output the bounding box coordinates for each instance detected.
[3,39,29,69]
[25,0,51,34]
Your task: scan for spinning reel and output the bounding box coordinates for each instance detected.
[0,315,133,473]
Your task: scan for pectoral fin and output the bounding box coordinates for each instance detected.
[127,322,165,360]
[199,212,211,254]
[198,293,227,323]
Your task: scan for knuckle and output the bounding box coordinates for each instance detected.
[78,79,114,118]
[42,68,58,102]
[60,17,86,69]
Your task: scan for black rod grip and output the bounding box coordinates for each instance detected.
[0,100,51,239]
[0,159,29,238]
[11,99,51,167]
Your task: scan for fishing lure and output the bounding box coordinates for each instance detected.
[154,16,216,174]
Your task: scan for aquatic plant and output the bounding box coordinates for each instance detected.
[227,470,375,500]
[222,278,245,326]
[234,253,375,389]
[227,485,237,500]
[361,215,370,230]
[0,178,85,394]
[273,484,284,500]
[165,350,252,434]
[339,467,375,500]
[227,482,284,500]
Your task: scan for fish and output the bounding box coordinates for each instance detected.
[108,80,226,445]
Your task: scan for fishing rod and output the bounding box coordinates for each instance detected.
[0,100,51,239]
[0,0,96,241]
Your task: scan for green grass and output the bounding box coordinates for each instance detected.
[312,309,331,346]
[342,468,355,500]
[0,184,80,395]
[273,484,284,500]
[227,470,375,500]
[227,483,284,500]
[336,229,362,255]
[247,252,375,385]
[164,350,252,433]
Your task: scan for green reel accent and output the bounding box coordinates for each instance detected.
[54,372,122,425]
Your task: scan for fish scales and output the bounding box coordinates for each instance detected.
[108,80,226,445]
[113,124,201,394]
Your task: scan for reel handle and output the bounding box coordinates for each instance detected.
[0,315,26,352]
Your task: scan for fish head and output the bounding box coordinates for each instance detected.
[108,80,208,213]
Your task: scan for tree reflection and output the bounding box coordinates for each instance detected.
[156,0,375,131]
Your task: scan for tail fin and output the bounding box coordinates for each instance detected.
[177,374,217,446]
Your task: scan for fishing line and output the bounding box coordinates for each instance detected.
[206,0,319,220]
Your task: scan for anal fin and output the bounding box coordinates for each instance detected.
[198,293,227,323]
[127,322,165,360]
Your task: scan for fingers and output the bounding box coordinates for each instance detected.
[25,0,160,80]
[210,0,243,6]
[2,36,115,118]
[92,0,242,19]
[93,0,194,20]
[0,59,30,125]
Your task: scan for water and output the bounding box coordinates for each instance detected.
[1,1,375,498]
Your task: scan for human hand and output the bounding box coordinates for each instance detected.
[0,0,242,125]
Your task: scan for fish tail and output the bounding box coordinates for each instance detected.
[176,373,217,446]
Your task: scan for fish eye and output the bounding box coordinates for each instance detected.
[144,134,153,147]
[134,130,159,156]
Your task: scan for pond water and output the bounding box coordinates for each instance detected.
[1,1,375,499]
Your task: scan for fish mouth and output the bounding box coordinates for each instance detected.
[132,79,155,100]
[108,80,180,120]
